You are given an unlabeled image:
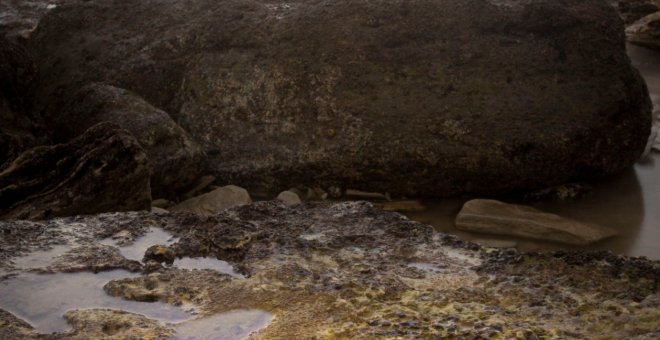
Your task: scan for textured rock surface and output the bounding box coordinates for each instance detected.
[54,83,203,199]
[0,36,42,167]
[627,11,660,49]
[27,0,652,196]
[62,309,175,339]
[0,122,151,220]
[1,203,658,338]
[455,199,618,245]
[170,185,251,215]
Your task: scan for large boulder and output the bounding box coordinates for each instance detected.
[0,36,43,167]
[54,83,204,199]
[29,0,652,197]
[0,122,151,220]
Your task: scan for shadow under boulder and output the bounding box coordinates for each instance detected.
[0,122,151,220]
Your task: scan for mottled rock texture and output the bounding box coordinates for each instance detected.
[0,122,151,220]
[55,83,204,199]
[0,203,658,338]
[27,0,652,197]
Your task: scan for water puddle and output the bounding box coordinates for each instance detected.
[174,309,274,340]
[0,270,192,334]
[11,244,70,270]
[172,257,244,278]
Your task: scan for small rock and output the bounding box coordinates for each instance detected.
[455,199,617,245]
[150,207,169,214]
[151,198,174,209]
[276,191,302,206]
[170,185,251,215]
[143,245,175,265]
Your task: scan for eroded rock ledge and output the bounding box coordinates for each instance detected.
[1,202,658,338]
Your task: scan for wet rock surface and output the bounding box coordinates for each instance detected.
[0,202,658,338]
[0,122,152,220]
[25,0,652,197]
[456,199,618,245]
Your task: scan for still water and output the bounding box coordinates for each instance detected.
[407,44,660,260]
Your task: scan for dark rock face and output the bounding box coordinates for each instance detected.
[55,83,203,199]
[29,0,652,196]
[0,122,151,220]
[0,36,43,167]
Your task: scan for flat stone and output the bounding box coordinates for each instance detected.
[170,185,251,215]
[455,199,617,245]
[627,11,660,49]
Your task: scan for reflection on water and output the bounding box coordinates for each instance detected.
[11,244,69,270]
[407,45,660,260]
[0,270,192,333]
[173,257,244,278]
[407,156,659,259]
[175,310,274,340]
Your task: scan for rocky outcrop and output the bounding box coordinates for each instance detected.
[0,122,151,220]
[27,0,652,197]
[0,203,658,338]
[627,11,660,49]
[54,83,203,199]
[455,199,618,245]
[0,36,43,167]
[170,185,251,215]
